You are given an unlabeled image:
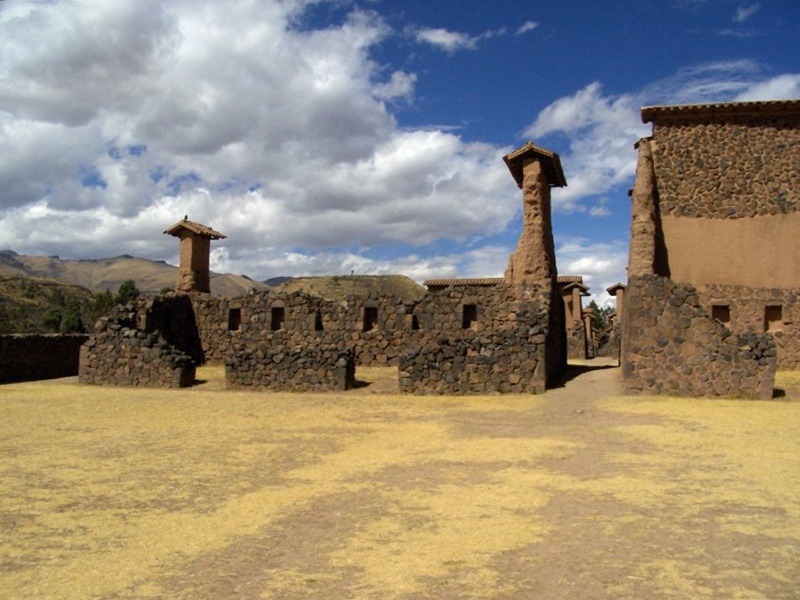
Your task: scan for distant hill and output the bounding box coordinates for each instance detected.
[270,275,427,302]
[0,250,270,296]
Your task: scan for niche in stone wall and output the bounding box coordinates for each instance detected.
[462,304,478,330]
[228,307,242,331]
[314,310,324,332]
[271,305,286,331]
[765,305,783,332]
[363,306,378,332]
[711,303,730,324]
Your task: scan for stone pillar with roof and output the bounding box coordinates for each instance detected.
[503,143,566,289]
[163,218,226,294]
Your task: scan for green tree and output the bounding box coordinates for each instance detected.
[115,279,140,305]
[59,297,84,333]
[42,307,63,332]
[90,289,115,322]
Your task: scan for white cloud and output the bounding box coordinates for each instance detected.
[516,21,538,35]
[734,74,800,101]
[0,0,521,274]
[557,239,629,307]
[411,26,506,53]
[522,82,648,212]
[733,3,760,23]
[413,27,478,52]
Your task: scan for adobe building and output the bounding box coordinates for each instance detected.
[163,218,226,294]
[621,99,800,398]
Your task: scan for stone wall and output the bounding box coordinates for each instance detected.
[622,275,776,399]
[650,111,800,219]
[697,284,800,370]
[0,334,88,383]
[399,283,557,394]
[79,295,199,388]
[225,345,355,392]
[192,291,418,366]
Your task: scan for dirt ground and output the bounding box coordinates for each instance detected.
[1,361,799,599]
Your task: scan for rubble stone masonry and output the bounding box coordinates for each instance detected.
[79,295,200,388]
[622,275,776,399]
[226,345,356,392]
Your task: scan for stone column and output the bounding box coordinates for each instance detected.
[628,138,660,277]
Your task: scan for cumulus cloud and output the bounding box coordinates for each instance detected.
[0,0,520,279]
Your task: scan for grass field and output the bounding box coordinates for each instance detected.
[1,365,798,599]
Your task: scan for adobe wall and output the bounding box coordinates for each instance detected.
[79,295,199,388]
[0,334,88,383]
[226,345,355,392]
[622,275,776,399]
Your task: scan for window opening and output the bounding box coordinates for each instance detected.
[314,310,324,331]
[711,304,730,324]
[462,304,478,330]
[411,314,420,331]
[363,306,378,332]
[228,308,242,331]
[765,305,783,332]
[271,306,285,331]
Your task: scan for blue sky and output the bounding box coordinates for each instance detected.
[0,0,798,304]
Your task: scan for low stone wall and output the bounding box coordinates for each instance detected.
[399,330,547,395]
[225,345,355,392]
[79,295,200,388]
[0,334,88,383]
[698,284,800,370]
[622,275,776,399]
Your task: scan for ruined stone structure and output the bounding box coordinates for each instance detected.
[163,218,226,294]
[622,99,799,397]
[80,142,570,393]
[79,295,202,388]
[0,334,88,383]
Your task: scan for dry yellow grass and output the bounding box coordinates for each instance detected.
[1,365,798,599]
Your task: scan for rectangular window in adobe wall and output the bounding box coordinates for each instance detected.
[765,305,783,332]
[462,304,478,330]
[711,304,730,324]
[228,308,242,331]
[271,306,285,331]
[363,306,378,332]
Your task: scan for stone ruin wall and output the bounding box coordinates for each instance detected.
[697,284,800,370]
[399,284,554,394]
[79,295,200,388]
[226,345,356,392]
[193,283,556,394]
[622,275,776,399]
[0,334,88,383]
[192,291,418,367]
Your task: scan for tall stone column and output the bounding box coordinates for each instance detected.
[628,138,660,277]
